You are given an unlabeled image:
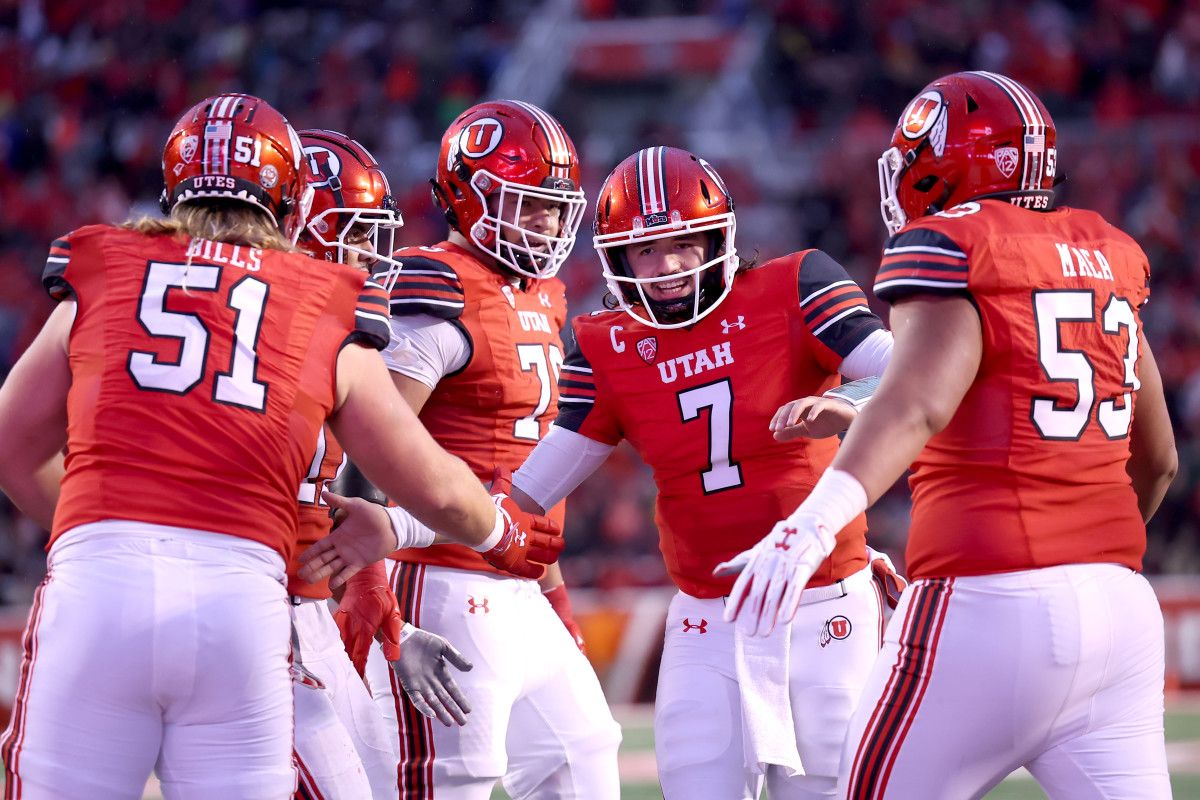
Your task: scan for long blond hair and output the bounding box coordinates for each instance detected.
[124,201,302,252]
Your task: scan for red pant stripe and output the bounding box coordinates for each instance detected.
[393,562,433,799]
[293,749,326,800]
[877,579,954,792]
[847,578,953,799]
[1,574,51,800]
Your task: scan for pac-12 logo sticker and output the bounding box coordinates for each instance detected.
[459,118,504,158]
[636,336,658,364]
[819,615,852,648]
[180,135,199,163]
[993,146,1019,179]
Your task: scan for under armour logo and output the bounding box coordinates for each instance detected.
[819,615,852,647]
[721,316,745,333]
[539,292,552,308]
[501,284,516,307]
[515,531,527,547]
[468,596,490,614]
[681,618,708,634]
[775,527,797,551]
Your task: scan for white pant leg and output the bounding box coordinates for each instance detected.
[370,562,516,800]
[500,582,621,800]
[838,564,1169,800]
[1,523,294,800]
[367,563,618,800]
[1025,568,1169,800]
[292,599,399,799]
[768,568,883,800]
[655,594,759,800]
[1,566,162,799]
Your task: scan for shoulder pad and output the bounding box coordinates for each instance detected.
[387,254,465,320]
[875,224,970,304]
[349,275,392,351]
[41,225,112,301]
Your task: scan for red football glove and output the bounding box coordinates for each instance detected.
[544,584,586,654]
[870,553,908,610]
[482,468,565,580]
[333,560,403,676]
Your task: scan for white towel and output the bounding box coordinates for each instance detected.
[733,619,804,777]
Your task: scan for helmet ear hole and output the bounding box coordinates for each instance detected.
[913,175,938,192]
[966,94,979,113]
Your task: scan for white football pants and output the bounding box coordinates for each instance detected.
[364,563,622,800]
[291,597,399,799]
[1,521,294,799]
[656,564,884,800]
[838,563,1169,800]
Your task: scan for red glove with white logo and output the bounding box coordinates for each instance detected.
[867,547,908,610]
[544,584,586,654]
[478,468,564,580]
[334,560,403,677]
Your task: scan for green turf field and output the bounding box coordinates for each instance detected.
[491,701,1200,799]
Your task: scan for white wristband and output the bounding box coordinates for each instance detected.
[470,506,505,553]
[791,469,869,535]
[398,622,418,644]
[384,506,437,551]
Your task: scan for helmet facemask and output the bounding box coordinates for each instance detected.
[597,213,738,330]
[302,204,404,290]
[468,171,587,280]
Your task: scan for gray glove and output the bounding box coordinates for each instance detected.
[390,623,474,727]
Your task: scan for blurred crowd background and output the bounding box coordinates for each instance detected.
[1,0,1198,603]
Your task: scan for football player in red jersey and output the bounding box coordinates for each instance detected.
[503,146,900,799]
[288,127,410,799]
[0,94,562,798]
[724,72,1177,799]
[357,99,620,800]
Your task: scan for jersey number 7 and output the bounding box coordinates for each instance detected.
[678,378,744,494]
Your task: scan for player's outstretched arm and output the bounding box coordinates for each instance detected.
[0,301,73,530]
[1127,331,1177,522]
[304,345,561,585]
[829,295,981,501]
[719,295,981,634]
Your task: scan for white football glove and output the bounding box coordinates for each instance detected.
[716,512,836,636]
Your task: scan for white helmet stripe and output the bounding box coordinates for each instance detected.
[645,147,660,214]
[971,71,1046,191]
[637,146,669,216]
[511,100,571,179]
[984,71,1046,191]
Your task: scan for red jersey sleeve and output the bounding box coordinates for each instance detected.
[348,276,392,351]
[42,226,110,301]
[874,225,971,304]
[795,249,884,372]
[553,315,623,446]
[387,253,466,320]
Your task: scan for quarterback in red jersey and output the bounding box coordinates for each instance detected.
[725,72,1177,798]
[509,146,900,799]
[360,100,620,799]
[0,94,562,798]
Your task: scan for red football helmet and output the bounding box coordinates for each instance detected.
[594,146,737,329]
[297,129,403,286]
[878,71,1058,234]
[432,100,586,279]
[161,93,312,239]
